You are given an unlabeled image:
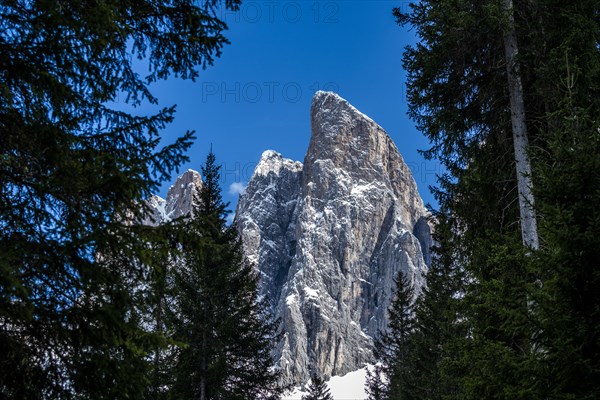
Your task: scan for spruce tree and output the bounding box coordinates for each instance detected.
[395,1,542,397]
[0,1,241,397]
[368,271,415,400]
[530,9,600,393]
[395,0,600,398]
[302,373,333,400]
[533,101,600,400]
[171,150,284,400]
[140,223,182,400]
[365,365,388,400]
[405,211,466,400]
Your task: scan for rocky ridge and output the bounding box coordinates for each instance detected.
[235,91,431,384]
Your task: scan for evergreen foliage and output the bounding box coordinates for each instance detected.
[170,150,284,400]
[531,38,600,397]
[302,373,333,400]
[365,365,388,400]
[141,223,181,400]
[0,1,240,398]
[405,212,466,400]
[393,0,600,398]
[370,271,415,400]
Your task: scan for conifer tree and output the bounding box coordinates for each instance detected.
[532,98,600,399]
[171,150,284,400]
[0,1,241,398]
[302,373,333,400]
[405,211,466,400]
[529,5,600,393]
[365,365,388,400]
[394,1,542,397]
[395,0,600,398]
[368,271,415,399]
[140,223,182,400]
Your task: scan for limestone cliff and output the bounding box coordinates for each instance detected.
[235,91,430,384]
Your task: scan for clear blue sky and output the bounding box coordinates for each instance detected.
[139,1,440,211]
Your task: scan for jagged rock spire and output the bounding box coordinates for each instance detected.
[236,92,431,385]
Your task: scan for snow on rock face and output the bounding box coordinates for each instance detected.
[255,150,303,178]
[235,150,303,310]
[142,169,203,225]
[236,91,431,385]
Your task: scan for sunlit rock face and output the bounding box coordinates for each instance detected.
[236,91,430,385]
[142,169,203,226]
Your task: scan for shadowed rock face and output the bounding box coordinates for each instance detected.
[235,151,303,310]
[236,91,430,385]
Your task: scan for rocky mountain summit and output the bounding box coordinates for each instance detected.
[142,169,203,226]
[235,91,431,385]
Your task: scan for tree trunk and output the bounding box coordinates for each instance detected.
[502,0,539,250]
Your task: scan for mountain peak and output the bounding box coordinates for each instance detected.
[260,149,281,159]
[306,92,425,226]
[311,91,376,132]
[163,169,203,221]
[254,150,303,177]
[237,94,430,385]
[312,90,343,103]
[307,91,385,171]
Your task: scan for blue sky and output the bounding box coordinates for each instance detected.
[140,1,440,210]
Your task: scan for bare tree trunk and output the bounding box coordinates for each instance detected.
[502,0,539,250]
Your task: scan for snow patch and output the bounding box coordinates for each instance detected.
[304,286,319,299]
[283,366,370,400]
[286,294,297,306]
